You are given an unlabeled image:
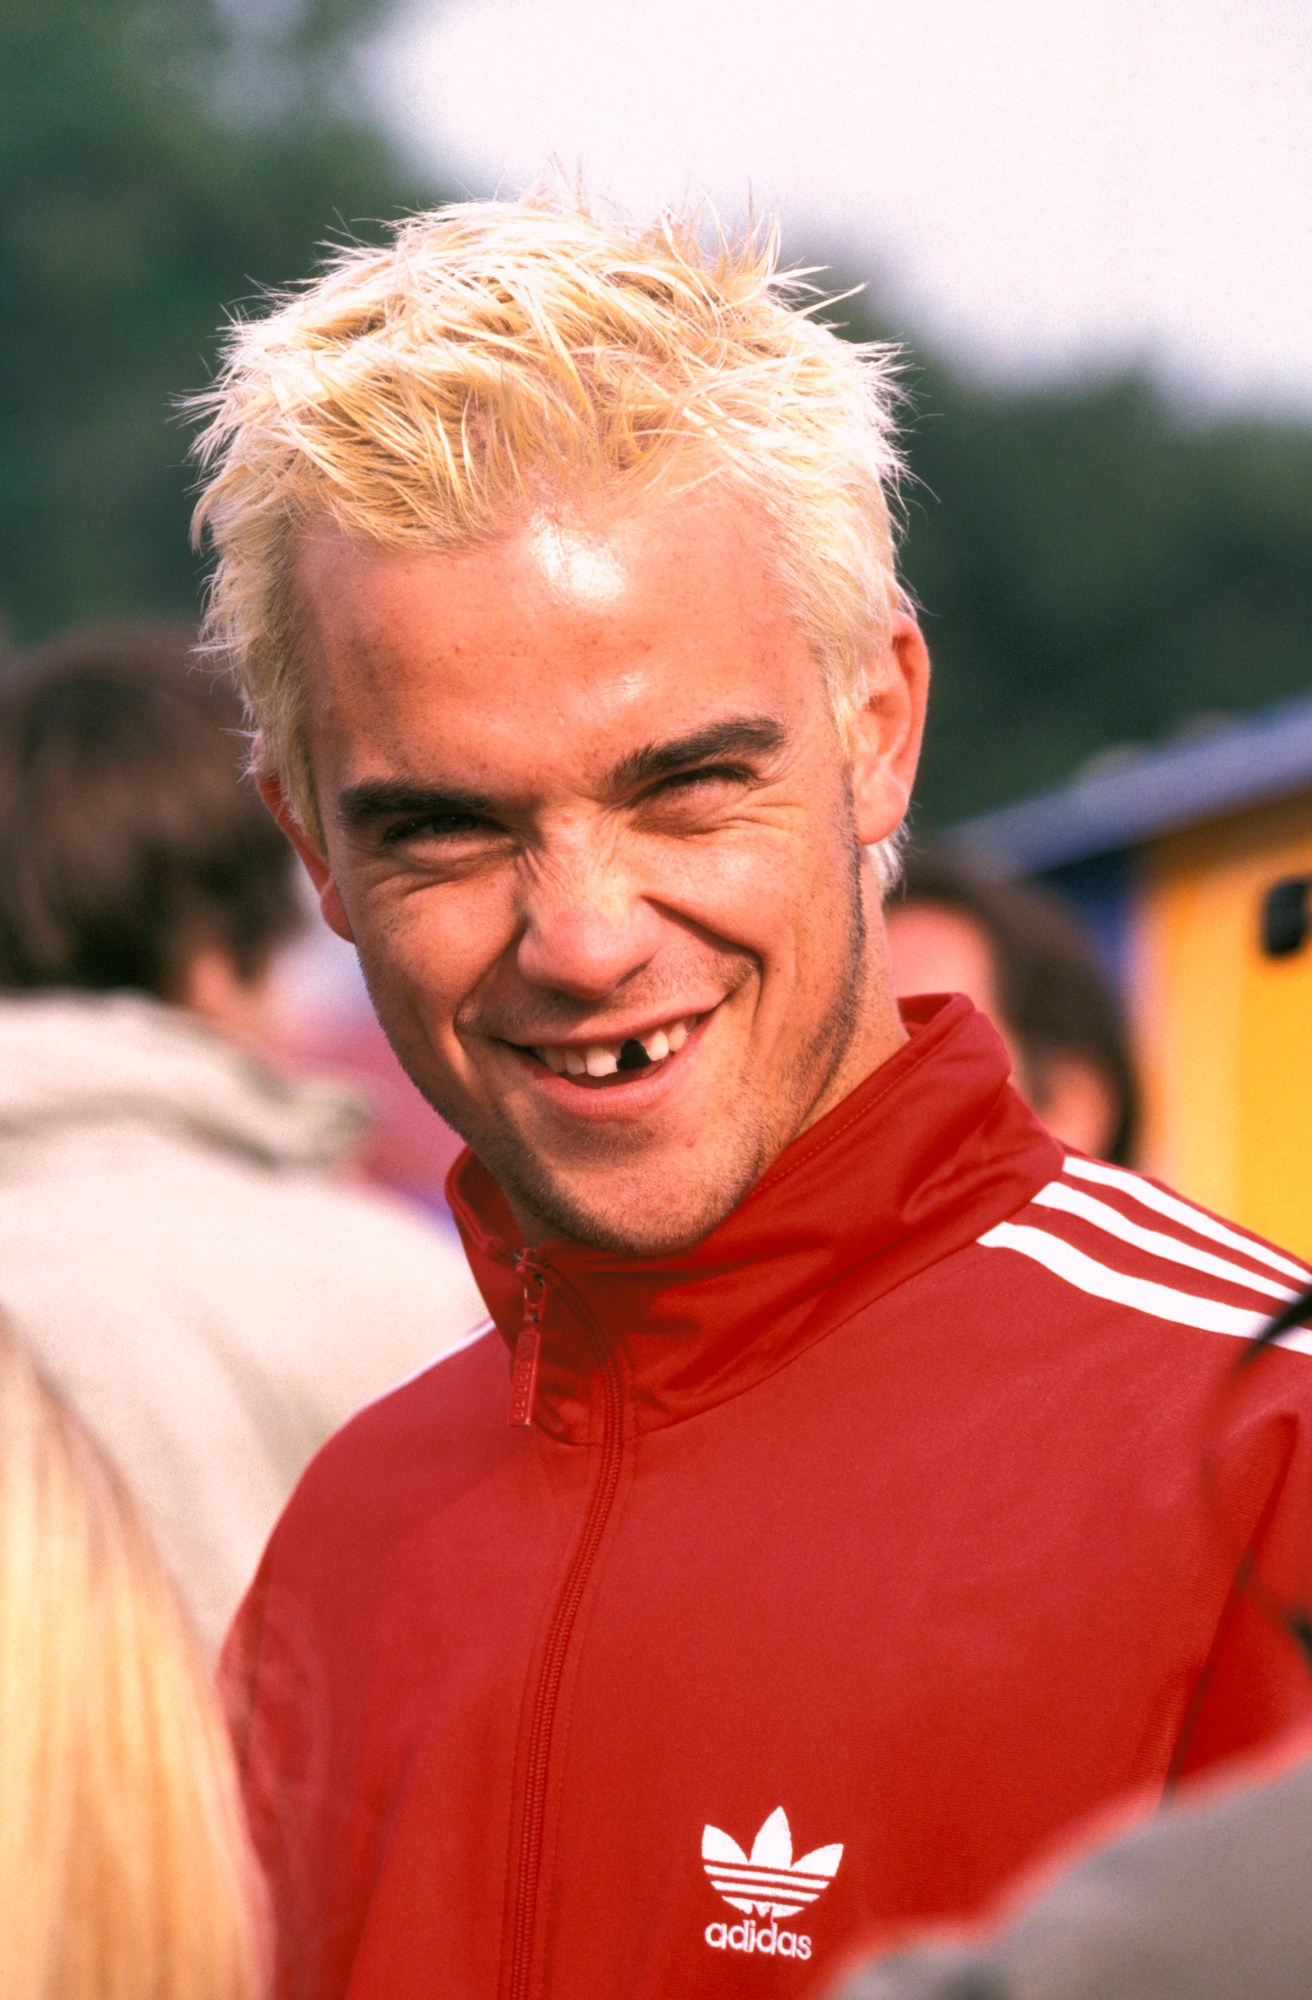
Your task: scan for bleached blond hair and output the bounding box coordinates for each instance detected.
[190,192,908,884]
[0,1314,267,2000]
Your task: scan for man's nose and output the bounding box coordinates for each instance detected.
[514,847,663,1000]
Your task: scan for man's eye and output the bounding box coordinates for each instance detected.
[382,813,487,846]
[654,765,748,796]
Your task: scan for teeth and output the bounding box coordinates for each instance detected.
[534,1015,699,1078]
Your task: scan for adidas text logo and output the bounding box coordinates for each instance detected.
[701,1806,843,1959]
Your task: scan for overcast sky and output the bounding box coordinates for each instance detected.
[368,0,1312,413]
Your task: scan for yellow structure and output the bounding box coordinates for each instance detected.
[1136,796,1312,1252]
[954,696,1312,1255]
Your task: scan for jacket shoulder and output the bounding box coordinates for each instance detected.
[224,1318,507,1678]
[973,1150,1312,1353]
[291,1314,505,1500]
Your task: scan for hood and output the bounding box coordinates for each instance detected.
[448,994,1064,1442]
[0,990,372,1172]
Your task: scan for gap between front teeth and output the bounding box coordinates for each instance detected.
[537,1018,693,1077]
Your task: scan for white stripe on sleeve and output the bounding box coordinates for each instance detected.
[1033,1180,1298,1305]
[979,1220,1312,1352]
[1062,1156,1312,1285]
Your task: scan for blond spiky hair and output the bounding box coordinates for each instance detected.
[190,191,908,876]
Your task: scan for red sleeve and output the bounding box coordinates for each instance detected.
[1179,1350,1312,1781]
[219,1541,340,2000]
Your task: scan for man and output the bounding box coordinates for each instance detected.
[0,626,484,1652]
[195,198,1312,1999]
[885,851,1139,1163]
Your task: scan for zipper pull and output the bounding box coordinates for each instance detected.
[510,1253,547,1427]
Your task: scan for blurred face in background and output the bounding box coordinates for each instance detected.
[271,488,928,1254]
[885,900,1020,1065]
[885,898,1120,1159]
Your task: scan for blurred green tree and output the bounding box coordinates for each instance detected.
[0,0,436,644]
[830,298,1312,826]
[2,11,1309,826]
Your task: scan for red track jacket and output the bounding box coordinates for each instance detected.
[225,997,1312,2000]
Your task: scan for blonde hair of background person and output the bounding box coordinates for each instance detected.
[0,1312,266,2000]
[189,190,909,887]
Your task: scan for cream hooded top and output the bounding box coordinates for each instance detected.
[0,991,484,1654]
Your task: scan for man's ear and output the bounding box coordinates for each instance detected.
[255,763,355,945]
[849,610,930,848]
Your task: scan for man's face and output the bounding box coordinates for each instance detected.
[281,491,925,1253]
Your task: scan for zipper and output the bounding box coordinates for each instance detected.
[510,1254,548,1427]
[506,1260,626,2000]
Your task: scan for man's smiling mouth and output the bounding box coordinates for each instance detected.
[522,1014,703,1086]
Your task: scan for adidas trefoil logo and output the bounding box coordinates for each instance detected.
[701,1807,843,1960]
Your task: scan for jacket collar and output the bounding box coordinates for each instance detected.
[448,995,1063,1442]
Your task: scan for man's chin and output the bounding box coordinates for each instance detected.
[540,1208,722,1259]
[494,1153,763,1258]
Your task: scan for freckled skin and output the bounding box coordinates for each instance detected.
[267,492,930,1254]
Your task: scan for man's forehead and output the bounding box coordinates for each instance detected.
[292,486,777,627]
[524,518,630,606]
[291,493,824,792]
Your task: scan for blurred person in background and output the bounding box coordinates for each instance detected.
[885,850,1138,1164]
[0,627,485,1653]
[0,1307,266,2000]
[197,195,1312,2000]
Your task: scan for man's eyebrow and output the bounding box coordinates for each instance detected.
[336,781,491,833]
[335,718,788,830]
[607,716,787,794]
